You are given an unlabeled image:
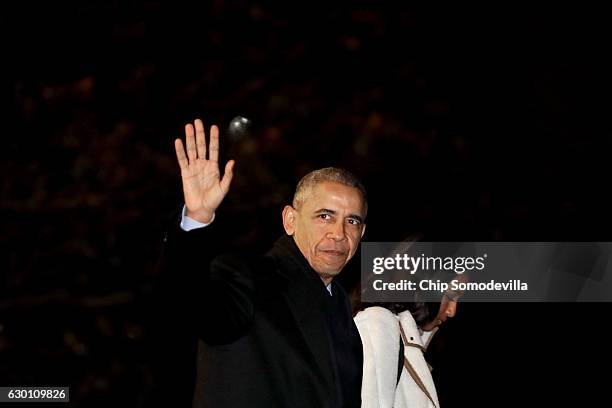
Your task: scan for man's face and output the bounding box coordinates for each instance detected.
[282,182,366,284]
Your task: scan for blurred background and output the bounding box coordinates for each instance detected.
[4,1,612,406]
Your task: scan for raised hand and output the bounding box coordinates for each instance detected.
[174,119,235,223]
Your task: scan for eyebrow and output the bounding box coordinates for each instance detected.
[314,208,364,224]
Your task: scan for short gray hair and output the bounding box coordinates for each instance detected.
[292,167,368,218]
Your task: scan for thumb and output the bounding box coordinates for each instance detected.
[220,160,235,194]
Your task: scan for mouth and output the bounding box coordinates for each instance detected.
[319,249,348,260]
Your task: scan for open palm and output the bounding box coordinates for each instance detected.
[174,119,235,223]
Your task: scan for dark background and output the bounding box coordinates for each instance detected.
[4,1,611,406]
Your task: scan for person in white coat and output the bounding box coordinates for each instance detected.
[354,290,461,408]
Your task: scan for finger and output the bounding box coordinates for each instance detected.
[185,123,197,162]
[194,118,207,159]
[220,159,235,194]
[174,138,189,170]
[209,125,219,163]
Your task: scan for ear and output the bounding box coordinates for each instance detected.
[282,205,297,235]
[360,223,367,239]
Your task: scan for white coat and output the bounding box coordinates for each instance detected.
[355,306,440,408]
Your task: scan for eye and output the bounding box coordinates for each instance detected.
[319,214,332,220]
[347,219,361,226]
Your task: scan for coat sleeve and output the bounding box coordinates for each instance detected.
[145,208,256,407]
[154,208,256,345]
[354,307,401,408]
[195,253,256,344]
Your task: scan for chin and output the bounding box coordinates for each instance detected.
[327,263,346,274]
[317,268,341,276]
[314,266,343,278]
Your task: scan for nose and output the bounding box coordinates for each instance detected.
[445,301,457,318]
[327,220,346,241]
